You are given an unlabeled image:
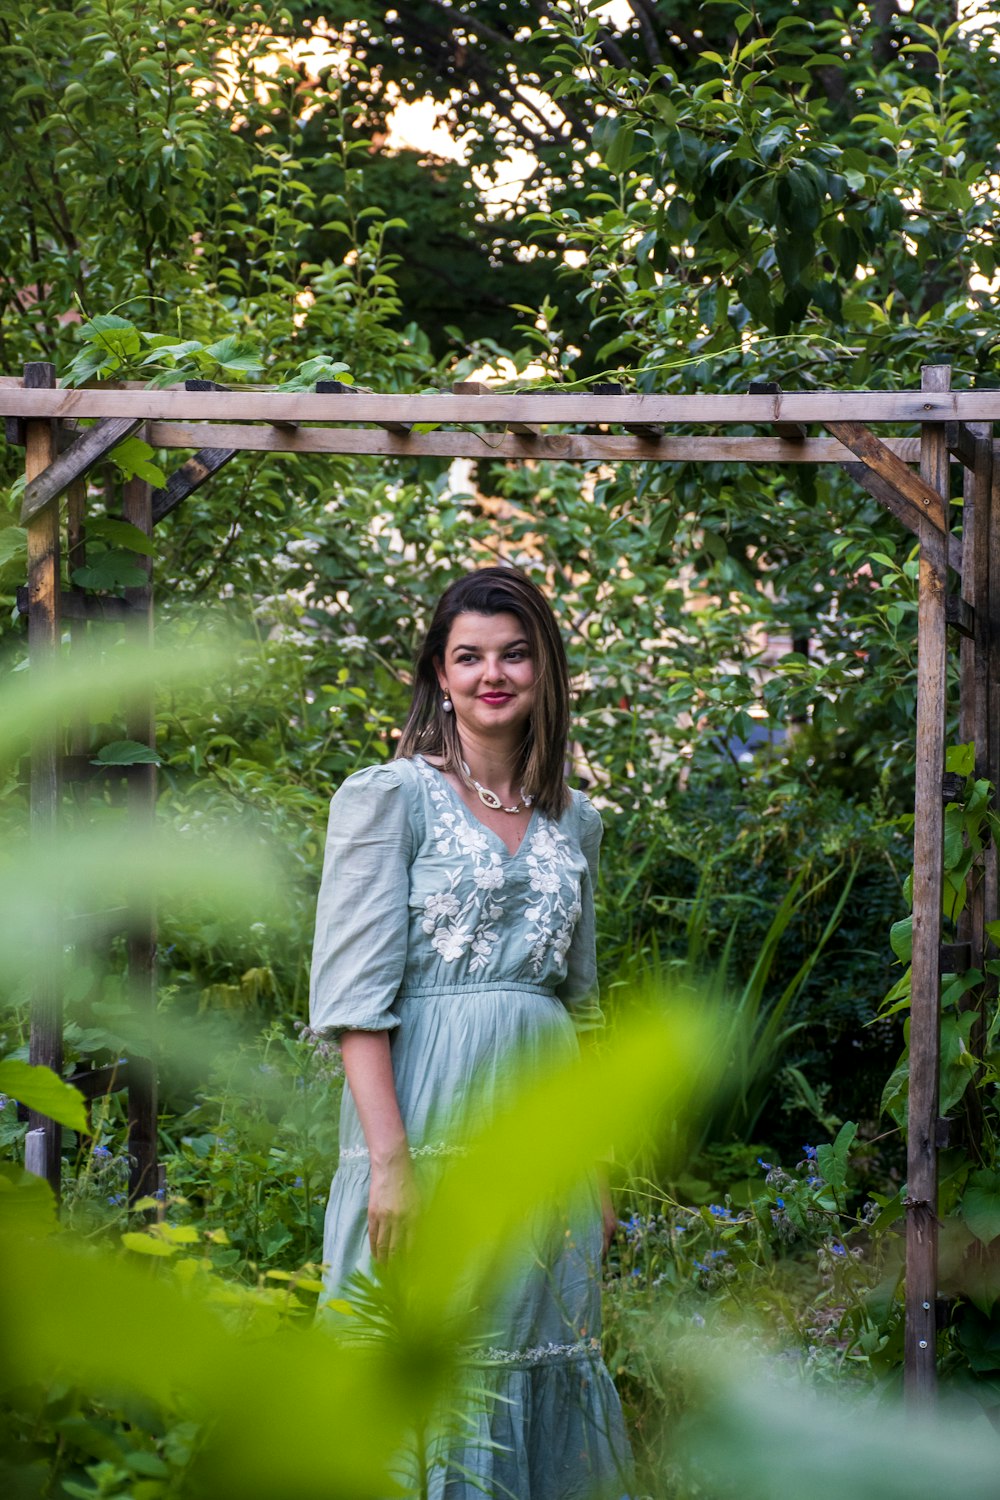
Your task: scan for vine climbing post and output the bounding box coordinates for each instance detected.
[23,361,63,1194]
[905,364,951,1401]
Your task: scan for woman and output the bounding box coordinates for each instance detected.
[310,566,633,1498]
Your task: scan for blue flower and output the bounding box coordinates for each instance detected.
[107,1193,126,1207]
[830,1242,847,1257]
[92,1144,111,1159]
[708,1204,729,1217]
[803,1144,818,1161]
[757,1157,772,1171]
[775,1196,785,1209]
[691,1312,706,1327]
[807,1175,821,1188]
[294,1176,304,1188]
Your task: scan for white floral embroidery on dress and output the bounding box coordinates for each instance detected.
[339,1142,468,1162]
[480,1338,602,1366]
[414,757,584,979]
[415,759,508,973]
[523,823,583,977]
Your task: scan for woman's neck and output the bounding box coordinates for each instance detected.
[457,727,524,798]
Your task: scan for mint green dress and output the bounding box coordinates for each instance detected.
[310,754,633,1499]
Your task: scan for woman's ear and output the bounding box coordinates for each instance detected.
[434,656,448,694]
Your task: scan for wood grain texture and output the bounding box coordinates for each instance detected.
[905,365,952,1403]
[24,362,63,1194]
[20,415,143,522]
[143,421,923,466]
[151,446,237,523]
[5,387,1000,423]
[121,469,159,1204]
[825,420,948,534]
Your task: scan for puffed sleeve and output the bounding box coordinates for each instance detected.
[556,793,605,1032]
[309,763,415,1038]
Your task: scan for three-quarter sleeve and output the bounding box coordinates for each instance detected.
[557,794,605,1032]
[309,763,414,1038]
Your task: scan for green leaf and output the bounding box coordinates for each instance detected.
[121,1232,178,1256]
[889,916,912,964]
[0,1060,88,1133]
[946,742,975,775]
[91,739,161,767]
[72,551,149,591]
[0,1163,58,1236]
[202,336,264,374]
[109,437,166,487]
[0,526,27,569]
[87,517,155,556]
[962,1170,1000,1246]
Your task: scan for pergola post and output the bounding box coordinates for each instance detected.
[122,467,158,1202]
[23,361,62,1193]
[904,365,951,1400]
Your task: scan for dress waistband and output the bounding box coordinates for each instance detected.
[397,980,557,1000]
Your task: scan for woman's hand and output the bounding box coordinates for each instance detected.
[368,1147,419,1262]
[599,1181,618,1260]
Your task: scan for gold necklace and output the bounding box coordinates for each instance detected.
[461,760,534,815]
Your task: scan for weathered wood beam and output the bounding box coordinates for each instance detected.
[144,421,922,465]
[748,378,807,441]
[24,361,62,1197]
[592,381,663,439]
[16,588,136,622]
[840,461,960,576]
[67,1060,131,1101]
[151,447,237,524]
[20,416,144,524]
[5,387,1000,423]
[826,420,948,534]
[905,363,952,1405]
[945,594,974,637]
[316,379,412,435]
[945,421,979,471]
[453,379,539,437]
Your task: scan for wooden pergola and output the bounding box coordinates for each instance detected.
[3,361,998,1403]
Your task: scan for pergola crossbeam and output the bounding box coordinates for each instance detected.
[826,420,948,535]
[152,446,238,524]
[20,415,143,524]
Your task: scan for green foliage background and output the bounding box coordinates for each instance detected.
[3,0,1000,1493]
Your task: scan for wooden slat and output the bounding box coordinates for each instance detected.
[15,588,135,622]
[592,381,663,438]
[122,467,158,1204]
[143,421,923,465]
[317,378,412,435]
[151,447,237,524]
[826,420,948,534]
[20,415,143,524]
[748,378,807,441]
[453,379,538,437]
[840,462,960,575]
[67,1060,131,1102]
[946,420,979,471]
[905,364,952,1404]
[945,595,974,637]
[24,362,62,1195]
[3,387,1000,424]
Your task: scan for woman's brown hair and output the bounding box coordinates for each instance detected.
[395,566,571,818]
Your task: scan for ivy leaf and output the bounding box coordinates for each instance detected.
[0,1060,88,1133]
[91,740,161,767]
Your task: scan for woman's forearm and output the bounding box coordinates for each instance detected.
[339,1030,409,1166]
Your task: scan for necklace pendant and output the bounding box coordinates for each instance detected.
[475,785,504,811]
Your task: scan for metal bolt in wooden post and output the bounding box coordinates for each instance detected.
[23,361,63,1194]
[905,365,952,1401]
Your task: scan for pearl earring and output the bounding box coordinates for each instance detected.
[441,694,453,713]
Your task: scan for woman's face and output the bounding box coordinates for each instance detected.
[436,611,537,740]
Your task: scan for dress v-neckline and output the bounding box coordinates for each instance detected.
[416,755,538,859]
